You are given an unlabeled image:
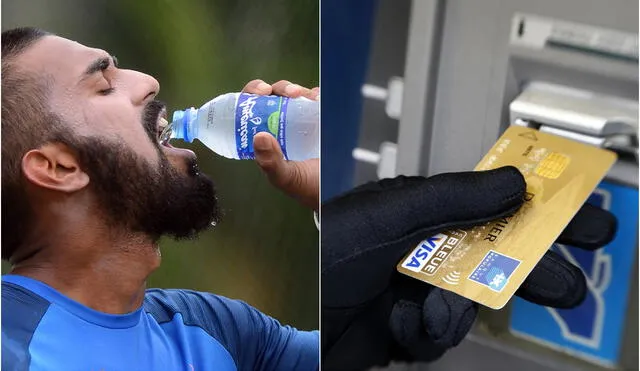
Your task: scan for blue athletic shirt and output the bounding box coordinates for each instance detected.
[1,275,318,371]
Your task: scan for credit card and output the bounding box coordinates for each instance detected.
[396,125,617,309]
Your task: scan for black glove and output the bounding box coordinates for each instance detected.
[321,166,616,370]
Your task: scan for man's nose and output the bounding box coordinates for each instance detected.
[120,69,161,105]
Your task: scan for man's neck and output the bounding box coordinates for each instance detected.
[10,230,161,315]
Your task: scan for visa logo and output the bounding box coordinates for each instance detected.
[402,234,447,273]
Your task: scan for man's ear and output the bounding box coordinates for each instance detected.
[22,143,89,193]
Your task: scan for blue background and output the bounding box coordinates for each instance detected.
[321,0,377,201]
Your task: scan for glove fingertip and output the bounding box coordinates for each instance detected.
[423,289,478,348]
[557,203,618,249]
[517,249,587,308]
[389,300,423,347]
[421,167,526,231]
[389,300,450,363]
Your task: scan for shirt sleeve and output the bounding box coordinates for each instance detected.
[144,289,318,371]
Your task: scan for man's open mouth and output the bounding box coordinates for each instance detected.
[157,108,173,147]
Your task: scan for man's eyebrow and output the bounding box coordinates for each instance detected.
[81,55,118,80]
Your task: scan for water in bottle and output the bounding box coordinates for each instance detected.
[161,93,318,161]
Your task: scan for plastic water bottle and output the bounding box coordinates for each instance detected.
[167,93,318,161]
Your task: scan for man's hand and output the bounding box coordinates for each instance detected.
[242,79,319,211]
[321,167,617,370]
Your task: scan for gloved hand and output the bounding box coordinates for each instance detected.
[321,166,616,370]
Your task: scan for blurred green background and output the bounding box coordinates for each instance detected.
[2,0,319,330]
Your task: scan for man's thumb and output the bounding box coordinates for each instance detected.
[254,133,291,182]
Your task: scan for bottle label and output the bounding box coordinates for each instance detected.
[235,93,289,159]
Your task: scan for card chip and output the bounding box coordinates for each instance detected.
[535,152,570,179]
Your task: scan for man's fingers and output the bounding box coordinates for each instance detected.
[241,79,273,95]
[272,80,298,97]
[271,80,316,98]
[310,87,320,100]
[298,86,319,101]
[244,79,318,99]
[254,133,319,210]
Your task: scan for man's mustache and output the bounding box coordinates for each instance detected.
[142,100,167,137]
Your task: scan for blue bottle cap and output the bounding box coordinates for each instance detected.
[171,110,187,141]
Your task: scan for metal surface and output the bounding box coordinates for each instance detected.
[510,82,638,137]
[426,328,610,371]
[352,0,411,185]
[406,0,639,177]
[394,0,444,176]
[510,82,639,184]
[359,0,638,370]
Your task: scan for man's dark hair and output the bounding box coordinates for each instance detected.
[1,27,58,261]
[2,27,49,58]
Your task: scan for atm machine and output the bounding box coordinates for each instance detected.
[351,1,638,370]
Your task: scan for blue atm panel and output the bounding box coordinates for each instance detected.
[510,181,639,367]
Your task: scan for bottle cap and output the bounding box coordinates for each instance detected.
[171,109,191,142]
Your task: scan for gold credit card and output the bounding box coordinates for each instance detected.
[396,125,617,309]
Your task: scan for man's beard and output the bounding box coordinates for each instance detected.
[68,106,220,241]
